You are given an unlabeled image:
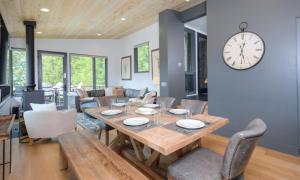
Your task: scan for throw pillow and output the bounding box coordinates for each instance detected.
[112,86,124,97]
[105,87,113,96]
[142,92,155,104]
[76,88,88,98]
[139,88,148,98]
[30,103,57,111]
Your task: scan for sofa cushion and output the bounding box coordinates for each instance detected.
[124,89,141,98]
[30,103,57,112]
[87,89,105,97]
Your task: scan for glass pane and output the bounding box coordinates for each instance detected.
[12,49,26,95]
[70,55,93,91]
[137,43,149,72]
[6,48,10,85]
[41,53,64,106]
[184,31,191,72]
[95,57,106,89]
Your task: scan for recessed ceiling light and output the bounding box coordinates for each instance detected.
[36,31,42,34]
[40,8,50,12]
[185,0,190,2]
[121,17,126,21]
[97,33,102,36]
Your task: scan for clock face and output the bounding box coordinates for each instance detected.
[223,31,265,70]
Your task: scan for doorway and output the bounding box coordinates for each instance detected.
[197,33,207,100]
[37,50,68,109]
[184,16,207,100]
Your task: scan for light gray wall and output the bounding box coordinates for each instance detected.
[207,0,300,155]
[119,22,159,92]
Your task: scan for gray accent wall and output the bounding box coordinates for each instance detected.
[207,0,300,155]
[159,10,185,104]
[297,17,300,147]
[159,4,206,105]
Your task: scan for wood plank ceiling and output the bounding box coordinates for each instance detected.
[0,0,204,39]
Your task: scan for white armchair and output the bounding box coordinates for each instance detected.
[23,109,77,140]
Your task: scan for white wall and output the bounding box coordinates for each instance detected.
[10,38,121,90]
[119,22,159,91]
[9,22,159,91]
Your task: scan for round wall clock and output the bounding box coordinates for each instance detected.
[223,22,265,70]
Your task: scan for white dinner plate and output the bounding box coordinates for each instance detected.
[123,117,150,126]
[176,119,205,129]
[135,107,157,115]
[169,109,189,115]
[112,102,126,107]
[144,104,160,108]
[101,109,122,116]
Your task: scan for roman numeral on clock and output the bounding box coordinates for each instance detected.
[226,57,232,61]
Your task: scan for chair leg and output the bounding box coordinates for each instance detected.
[98,129,102,140]
[29,138,34,145]
[105,130,109,146]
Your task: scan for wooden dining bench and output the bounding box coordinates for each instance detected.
[58,130,149,180]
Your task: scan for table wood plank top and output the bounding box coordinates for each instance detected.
[58,130,149,180]
[0,115,15,141]
[85,107,229,156]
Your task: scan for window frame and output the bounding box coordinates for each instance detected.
[134,41,150,73]
[69,53,108,91]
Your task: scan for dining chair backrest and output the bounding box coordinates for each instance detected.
[180,99,207,114]
[95,96,116,107]
[156,96,175,108]
[221,118,267,179]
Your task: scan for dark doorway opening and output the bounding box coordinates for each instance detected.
[197,33,207,101]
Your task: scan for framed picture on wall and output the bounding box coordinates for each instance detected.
[151,49,160,84]
[121,56,132,80]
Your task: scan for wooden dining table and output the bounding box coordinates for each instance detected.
[85,106,229,178]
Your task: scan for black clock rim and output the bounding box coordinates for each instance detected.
[222,31,266,71]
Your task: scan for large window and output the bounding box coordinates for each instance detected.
[70,54,107,91]
[11,48,26,95]
[134,42,149,73]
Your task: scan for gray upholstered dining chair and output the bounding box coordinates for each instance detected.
[180,99,207,114]
[168,118,267,180]
[93,96,116,145]
[156,96,176,108]
[95,96,116,107]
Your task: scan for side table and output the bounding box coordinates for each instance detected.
[0,115,15,180]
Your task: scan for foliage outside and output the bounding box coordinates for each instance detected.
[136,43,149,72]
[9,50,106,91]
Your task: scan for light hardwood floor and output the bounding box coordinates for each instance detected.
[2,130,300,180]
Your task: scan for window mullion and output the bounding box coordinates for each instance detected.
[92,57,96,90]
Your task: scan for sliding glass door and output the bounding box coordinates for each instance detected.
[38,51,67,109]
[11,48,26,96]
[70,54,107,91]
